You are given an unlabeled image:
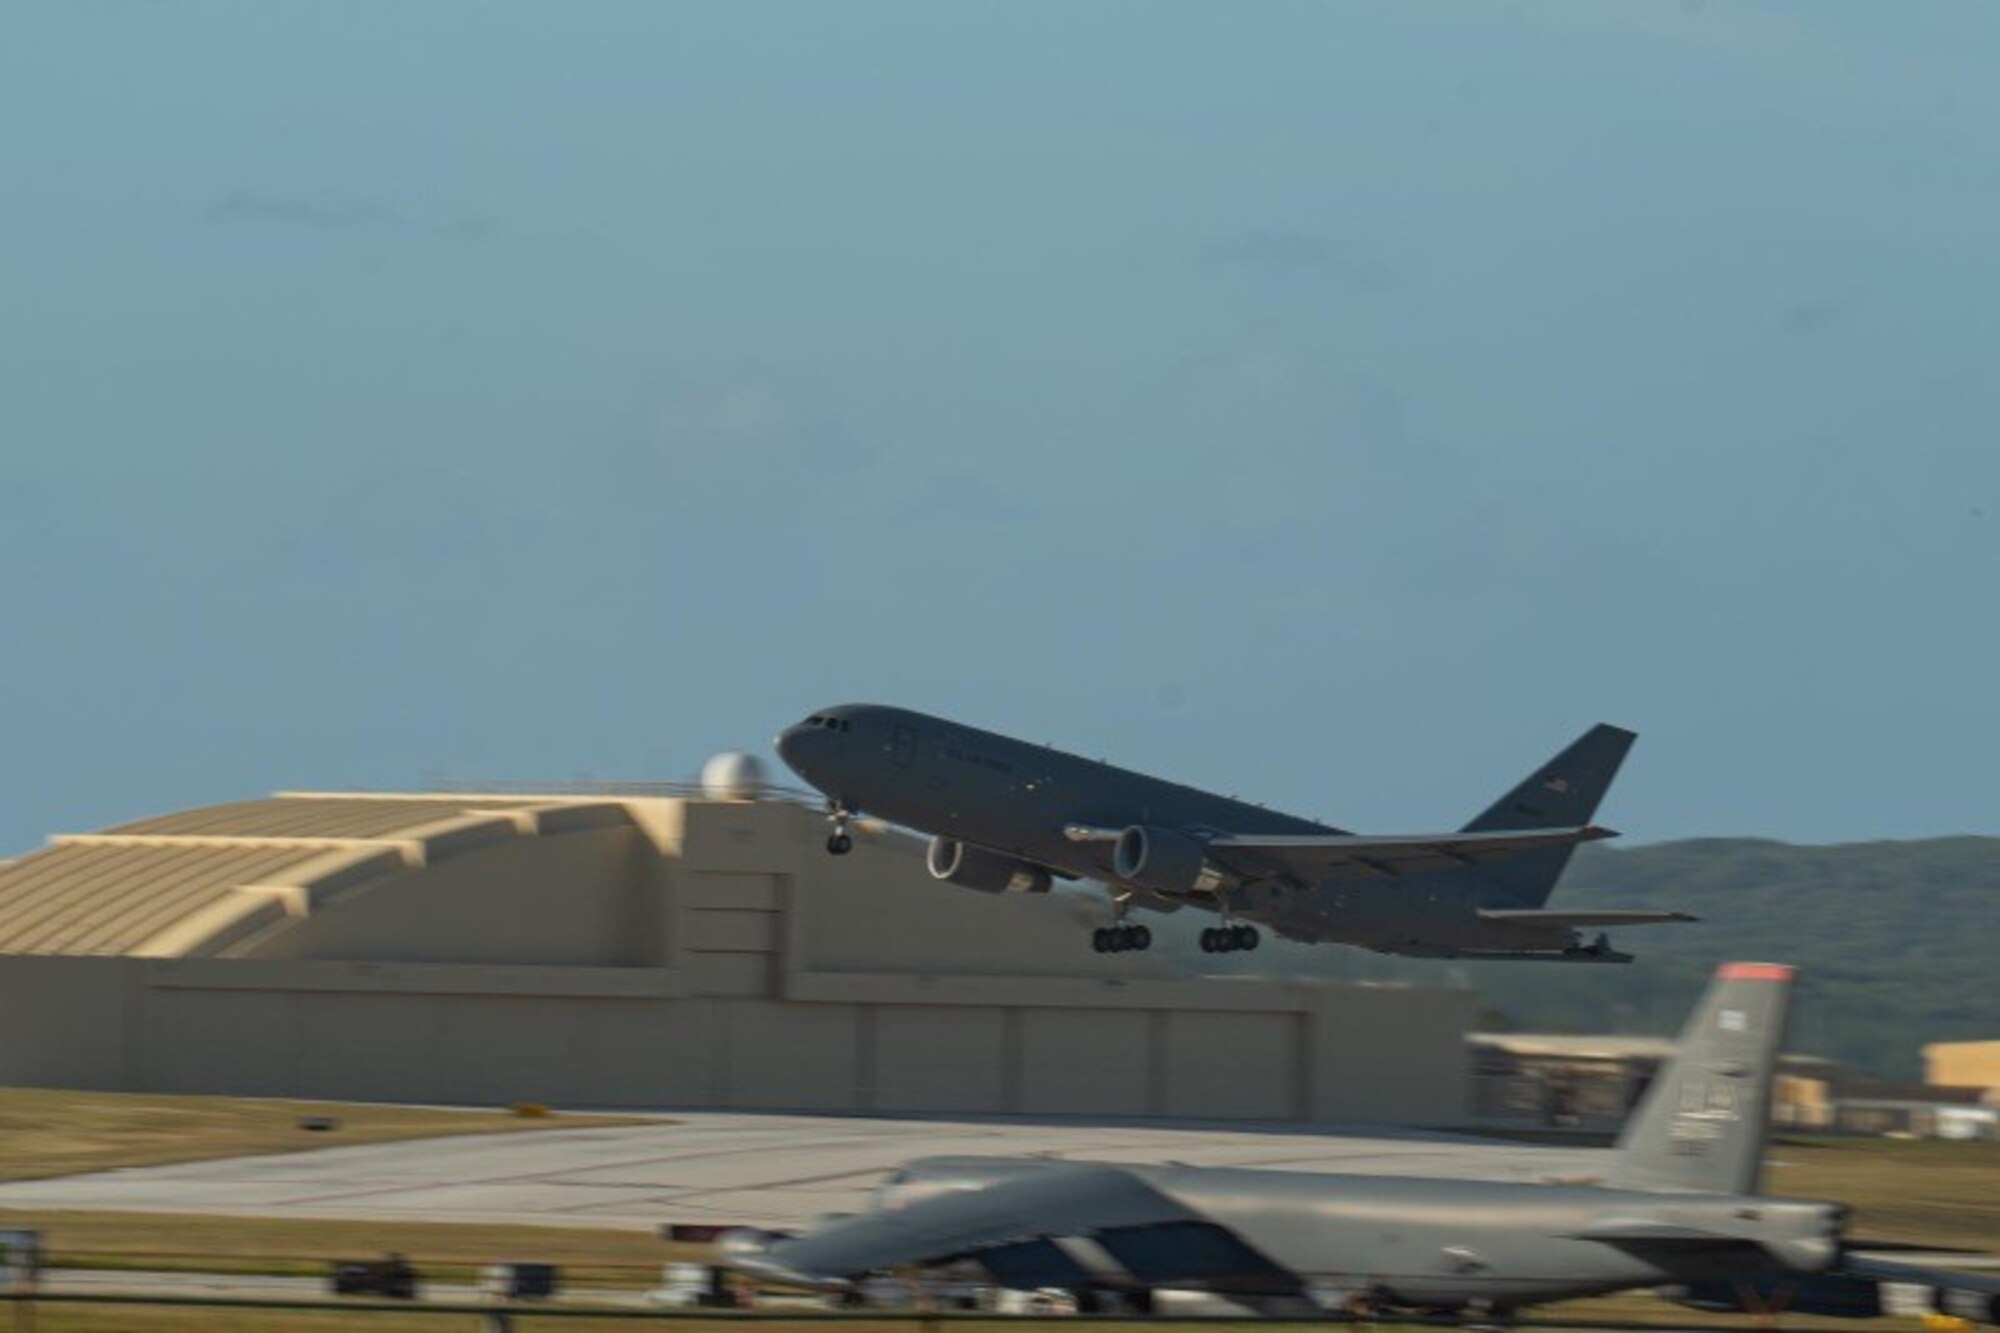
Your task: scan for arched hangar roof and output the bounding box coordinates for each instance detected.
[0,794,635,958]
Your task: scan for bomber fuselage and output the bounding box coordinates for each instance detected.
[757,1154,1841,1312]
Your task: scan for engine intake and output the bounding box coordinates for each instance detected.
[1113,825,1226,895]
[926,837,1052,895]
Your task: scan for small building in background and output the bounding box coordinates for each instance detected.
[1471,1026,2000,1142]
[1773,1059,1842,1132]
[1468,1033,1674,1132]
[1831,1081,1997,1140]
[1471,1033,1845,1136]
[1925,1040,2000,1099]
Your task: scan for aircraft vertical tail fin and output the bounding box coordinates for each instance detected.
[1461,723,1635,906]
[1607,962,1795,1196]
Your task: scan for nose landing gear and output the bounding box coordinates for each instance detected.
[1199,924,1260,954]
[824,803,855,855]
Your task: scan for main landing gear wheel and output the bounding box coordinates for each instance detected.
[1091,924,1152,954]
[1199,924,1260,954]
[825,832,853,855]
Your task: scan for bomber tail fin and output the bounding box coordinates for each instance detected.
[1607,962,1795,1196]
[1461,723,1635,906]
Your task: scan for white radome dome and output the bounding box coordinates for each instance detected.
[700,750,767,802]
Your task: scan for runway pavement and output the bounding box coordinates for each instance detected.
[0,1110,1609,1231]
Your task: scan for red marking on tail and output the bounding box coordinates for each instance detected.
[1719,961,1794,981]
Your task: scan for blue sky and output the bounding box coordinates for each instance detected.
[3,1,1996,856]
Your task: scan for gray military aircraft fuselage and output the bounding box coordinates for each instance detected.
[720,963,1883,1318]
[775,704,1694,960]
[735,1160,1841,1314]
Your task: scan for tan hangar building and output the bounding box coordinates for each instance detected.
[0,783,1472,1123]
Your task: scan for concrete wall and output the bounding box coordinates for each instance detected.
[0,956,1470,1121]
[0,799,1474,1125]
[0,954,133,1091]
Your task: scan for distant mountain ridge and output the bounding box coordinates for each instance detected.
[1183,836,2000,1080]
[1475,836,2000,1080]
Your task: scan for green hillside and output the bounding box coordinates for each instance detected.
[1182,837,2000,1080]
[1508,836,2000,1079]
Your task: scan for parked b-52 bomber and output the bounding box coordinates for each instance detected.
[776,703,1694,961]
[719,963,2000,1324]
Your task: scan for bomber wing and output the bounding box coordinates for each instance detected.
[722,1163,1295,1294]
[1203,825,1616,883]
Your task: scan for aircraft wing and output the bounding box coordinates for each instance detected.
[722,1163,1293,1293]
[1203,825,1616,883]
[1477,909,1698,928]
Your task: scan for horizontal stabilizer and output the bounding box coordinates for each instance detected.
[1396,946,1634,963]
[1566,1219,1752,1246]
[1477,908,1698,928]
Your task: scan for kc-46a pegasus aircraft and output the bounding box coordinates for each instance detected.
[775,704,1695,961]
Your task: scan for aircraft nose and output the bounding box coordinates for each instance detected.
[774,722,817,778]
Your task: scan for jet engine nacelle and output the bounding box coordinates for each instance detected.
[925,837,1052,895]
[1113,825,1226,895]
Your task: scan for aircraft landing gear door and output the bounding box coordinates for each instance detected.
[890,722,917,769]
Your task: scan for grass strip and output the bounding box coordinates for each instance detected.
[0,1085,648,1183]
